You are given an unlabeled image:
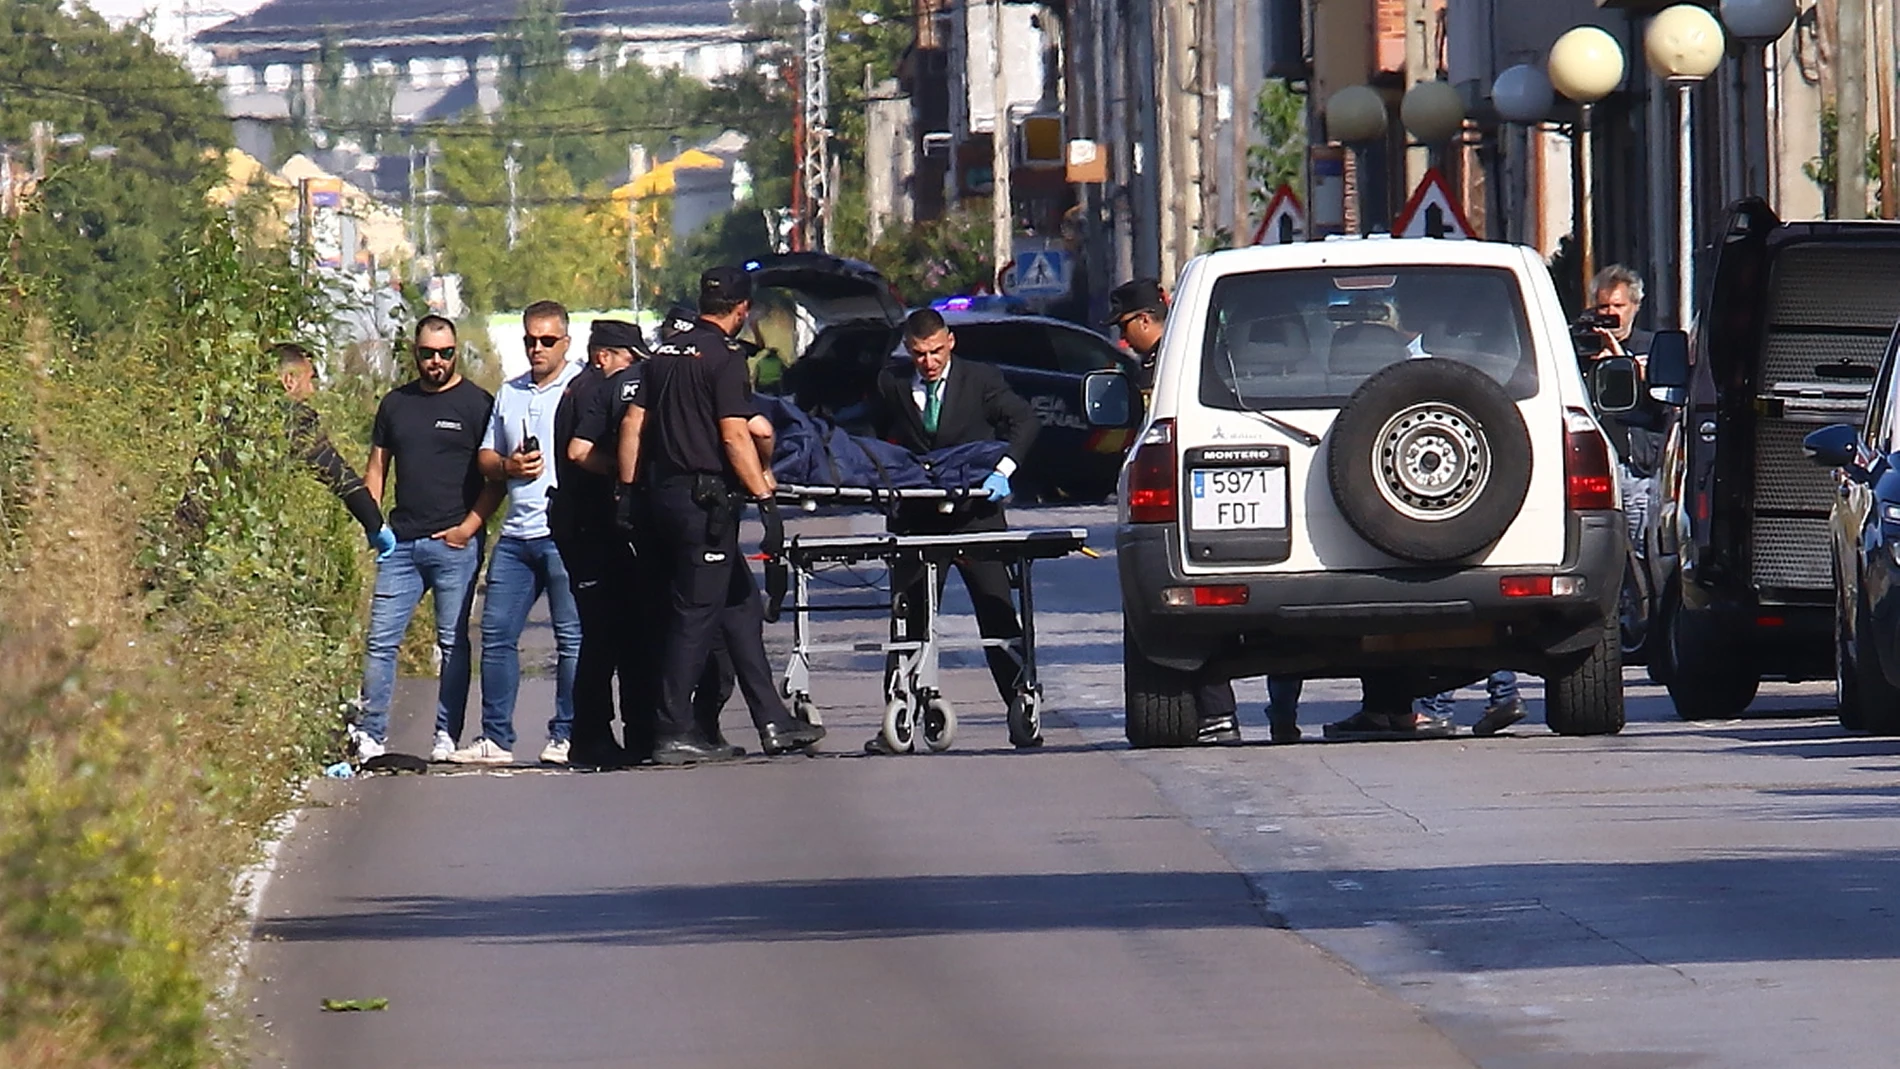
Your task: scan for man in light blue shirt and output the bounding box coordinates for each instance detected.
[449,299,586,766]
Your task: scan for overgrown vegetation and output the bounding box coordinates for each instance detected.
[0,3,373,1065]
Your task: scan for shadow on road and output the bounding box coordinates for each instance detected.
[256,870,1277,947]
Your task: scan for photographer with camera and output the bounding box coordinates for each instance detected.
[1575,265,1665,573]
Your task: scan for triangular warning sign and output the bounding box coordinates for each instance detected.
[1391,168,1474,239]
[1251,185,1306,245]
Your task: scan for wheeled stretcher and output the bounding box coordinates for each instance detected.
[771,505,1090,754]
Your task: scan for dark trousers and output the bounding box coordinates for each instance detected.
[649,476,789,740]
[700,554,791,736]
[558,529,656,755]
[889,503,1022,703]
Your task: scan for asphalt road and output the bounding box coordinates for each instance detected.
[246,504,1900,1068]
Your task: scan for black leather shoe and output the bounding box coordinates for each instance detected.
[568,742,630,770]
[760,719,826,755]
[652,736,741,766]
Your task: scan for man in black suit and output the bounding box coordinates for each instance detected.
[871,308,1040,750]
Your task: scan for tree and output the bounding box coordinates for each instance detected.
[0,0,231,333]
[1247,79,1308,216]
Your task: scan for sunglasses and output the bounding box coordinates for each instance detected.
[524,334,566,350]
[416,345,457,361]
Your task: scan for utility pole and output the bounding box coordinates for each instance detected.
[990,0,1013,282]
[628,144,642,315]
[29,121,50,181]
[422,138,438,265]
[1230,0,1250,246]
[800,0,830,252]
[1196,0,1220,247]
[1876,0,1897,217]
[504,141,522,250]
[1838,0,1868,218]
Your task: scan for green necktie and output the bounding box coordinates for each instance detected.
[923,379,942,435]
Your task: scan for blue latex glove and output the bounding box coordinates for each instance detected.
[369,525,397,561]
[981,471,1012,502]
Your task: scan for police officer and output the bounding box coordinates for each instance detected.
[617,267,826,765]
[551,319,650,768]
[653,307,784,755]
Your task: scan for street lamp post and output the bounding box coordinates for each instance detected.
[1549,26,1627,307]
[1492,64,1556,247]
[1400,80,1466,173]
[1646,4,1727,331]
[1326,85,1389,235]
[1719,0,1800,200]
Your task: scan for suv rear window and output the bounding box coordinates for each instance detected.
[1198,265,1538,410]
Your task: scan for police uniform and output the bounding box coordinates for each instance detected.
[551,319,651,765]
[633,267,824,764]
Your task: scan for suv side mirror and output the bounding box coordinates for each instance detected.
[1083,369,1134,427]
[1591,357,1639,413]
[1646,330,1690,396]
[1803,424,1866,474]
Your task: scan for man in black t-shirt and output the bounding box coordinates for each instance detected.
[352,314,502,762]
[618,267,825,765]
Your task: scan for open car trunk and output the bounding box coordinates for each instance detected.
[1703,201,1900,599]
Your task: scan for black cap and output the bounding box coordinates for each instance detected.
[699,265,753,305]
[588,319,646,353]
[1108,278,1167,322]
[660,304,699,339]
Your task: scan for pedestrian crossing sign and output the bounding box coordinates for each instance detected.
[1011,250,1071,298]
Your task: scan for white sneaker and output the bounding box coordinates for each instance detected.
[447,738,513,765]
[429,731,455,762]
[539,738,570,765]
[350,728,385,761]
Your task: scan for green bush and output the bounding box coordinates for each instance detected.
[0,218,369,1067]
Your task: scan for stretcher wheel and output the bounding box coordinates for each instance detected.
[1007,691,1044,748]
[793,696,822,727]
[922,697,957,752]
[882,698,917,754]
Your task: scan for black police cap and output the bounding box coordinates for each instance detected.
[660,304,699,339]
[588,319,646,353]
[700,265,753,304]
[1108,278,1167,321]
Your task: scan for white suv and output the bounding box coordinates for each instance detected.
[1116,237,1634,746]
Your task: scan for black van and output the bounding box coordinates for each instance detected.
[1644,199,1900,720]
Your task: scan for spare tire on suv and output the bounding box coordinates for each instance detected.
[1326,359,1533,564]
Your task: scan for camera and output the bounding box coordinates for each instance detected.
[1570,311,1621,358]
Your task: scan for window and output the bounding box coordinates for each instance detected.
[950,323,1061,373]
[1045,325,1125,375]
[1198,266,1538,411]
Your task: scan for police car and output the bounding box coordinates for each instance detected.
[747,253,1144,501]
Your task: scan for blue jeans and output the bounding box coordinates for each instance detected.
[477,535,581,749]
[1418,671,1519,717]
[359,535,484,744]
[1266,677,1303,726]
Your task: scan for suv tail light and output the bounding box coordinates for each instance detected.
[1127,419,1178,523]
[1564,409,1616,511]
